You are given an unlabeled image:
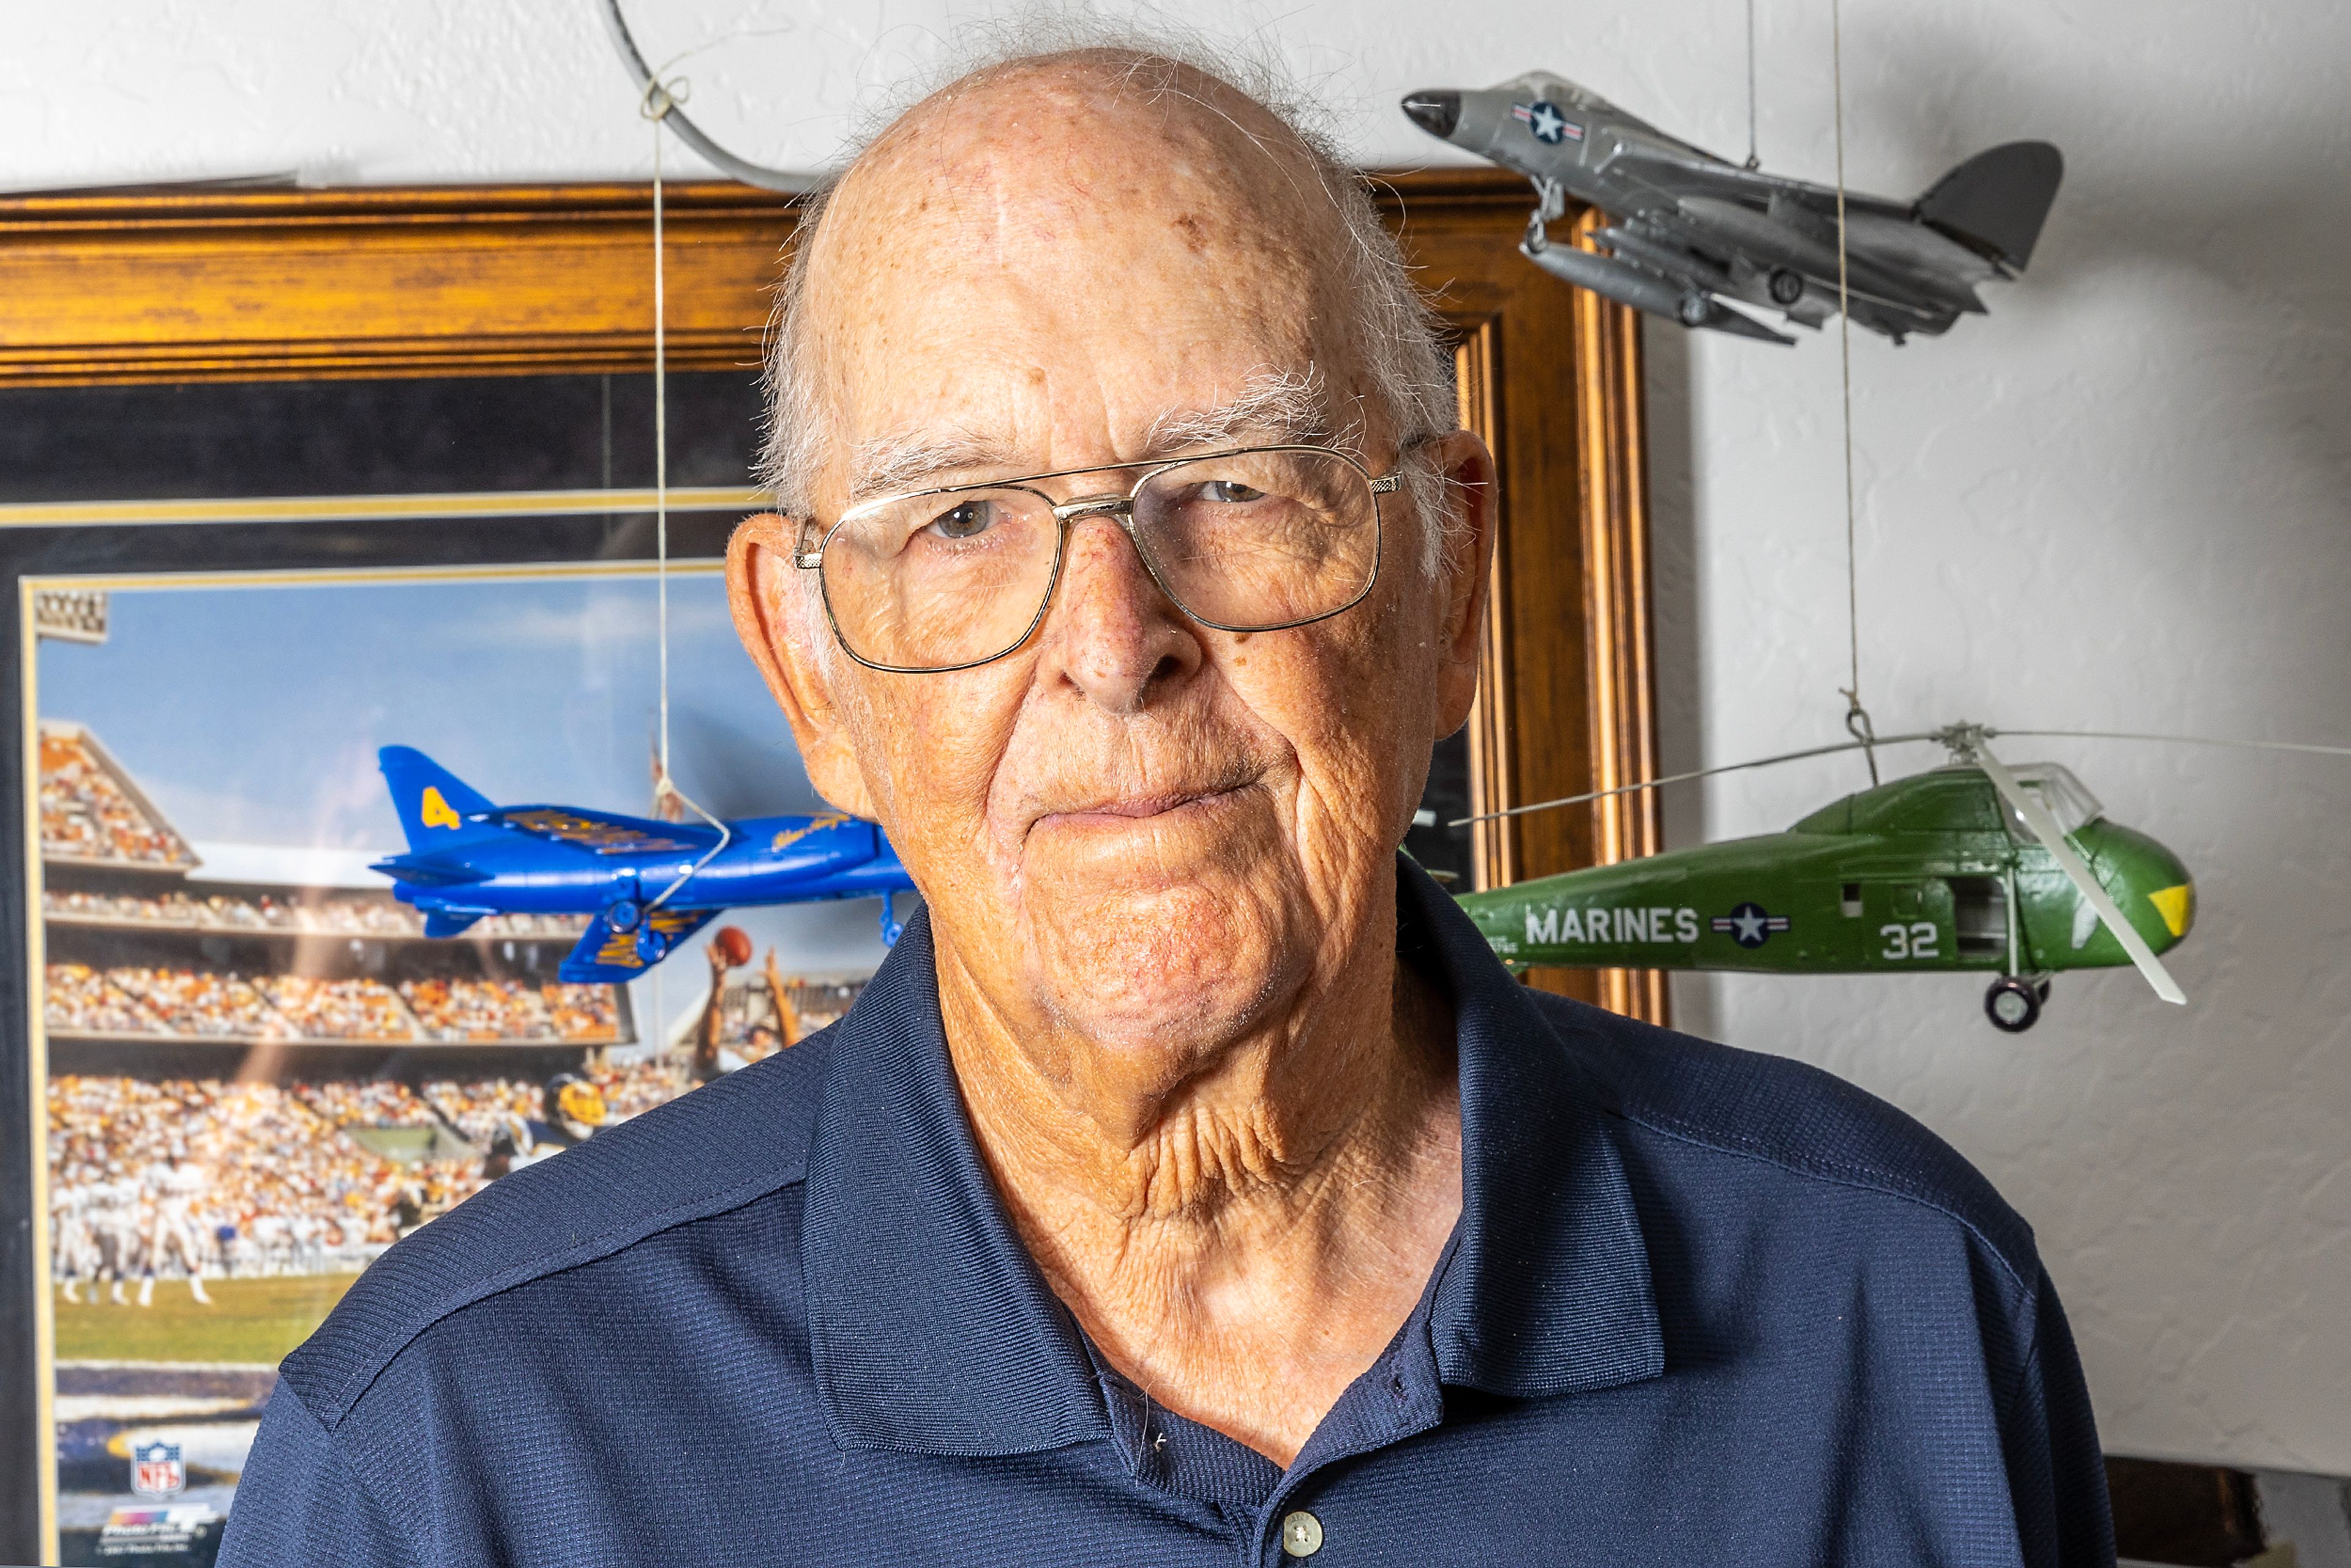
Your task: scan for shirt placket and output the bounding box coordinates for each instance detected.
[1242,1327,1450,1568]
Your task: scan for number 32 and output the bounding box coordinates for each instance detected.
[1880,921,1940,961]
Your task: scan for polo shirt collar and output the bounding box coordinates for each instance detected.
[800,859,1662,1456]
[1400,860,1666,1397]
[800,909,1110,1455]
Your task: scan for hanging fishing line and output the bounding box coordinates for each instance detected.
[652,78,671,790]
[1744,0,1761,169]
[1828,0,1878,784]
[641,75,733,915]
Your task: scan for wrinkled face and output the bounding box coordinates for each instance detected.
[733,66,1489,1076]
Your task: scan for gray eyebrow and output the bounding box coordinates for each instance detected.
[847,430,1026,504]
[1144,364,1343,456]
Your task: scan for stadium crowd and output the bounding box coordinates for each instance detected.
[48,1075,465,1285]
[421,1077,541,1146]
[37,729,191,867]
[44,964,154,1036]
[45,965,621,1045]
[47,1058,732,1290]
[400,978,621,1043]
[258,977,418,1042]
[45,887,588,940]
[116,967,276,1038]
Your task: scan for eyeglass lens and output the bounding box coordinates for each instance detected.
[819,449,1381,671]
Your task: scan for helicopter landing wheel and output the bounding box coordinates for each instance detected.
[1985,976,2042,1033]
[1768,266,1805,306]
[604,898,643,934]
[1678,293,1712,327]
[634,924,671,964]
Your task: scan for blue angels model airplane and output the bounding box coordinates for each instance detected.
[370,747,915,983]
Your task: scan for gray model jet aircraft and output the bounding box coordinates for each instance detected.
[1402,73,2061,344]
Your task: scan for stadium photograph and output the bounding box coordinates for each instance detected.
[28,565,890,1564]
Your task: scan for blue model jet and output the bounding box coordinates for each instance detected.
[370,747,915,983]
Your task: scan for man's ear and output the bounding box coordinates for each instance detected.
[726,514,879,820]
[1427,430,1498,740]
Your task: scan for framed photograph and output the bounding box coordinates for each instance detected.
[0,354,844,1562]
[31,553,901,1564]
[1,173,1662,1562]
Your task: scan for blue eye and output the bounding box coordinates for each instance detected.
[1202,481,1267,503]
[926,500,1000,540]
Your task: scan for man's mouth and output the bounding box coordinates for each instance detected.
[1029,779,1259,833]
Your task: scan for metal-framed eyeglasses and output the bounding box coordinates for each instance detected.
[792,443,1408,673]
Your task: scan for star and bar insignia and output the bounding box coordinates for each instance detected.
[1712,902,1792,949]
[1511,101,1581,145]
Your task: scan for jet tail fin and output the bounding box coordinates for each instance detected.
[379,746,503,853]
[1915,141,2064,271]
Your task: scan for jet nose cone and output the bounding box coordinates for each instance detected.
[1401,91,1461,140]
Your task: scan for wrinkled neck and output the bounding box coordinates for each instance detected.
[932,907,1458,1275]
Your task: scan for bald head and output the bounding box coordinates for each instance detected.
[760,42,1456,558]
[835,48,1352,274]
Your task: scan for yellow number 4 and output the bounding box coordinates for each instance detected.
[420,786,462,831]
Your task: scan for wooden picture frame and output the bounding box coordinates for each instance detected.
[1379,178,1667,1022]
[0,167,1665,1015]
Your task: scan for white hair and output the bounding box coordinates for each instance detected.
[756,16,1466,574]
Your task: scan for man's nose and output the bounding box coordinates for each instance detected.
[1041,513,1203,715]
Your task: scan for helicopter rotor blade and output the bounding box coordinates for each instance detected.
[1974,740,2186,1007]
[1448,733,1938,828]
[1990,728,2351,759]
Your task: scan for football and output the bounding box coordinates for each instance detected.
[714,925,755,967]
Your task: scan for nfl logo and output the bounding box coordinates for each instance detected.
[131,1440,185,1498]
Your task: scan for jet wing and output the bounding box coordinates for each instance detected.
[493,806,722,858]
[1602,149,1913,223]
[1837,208,2003,285]
[558,904,721,983]
[1609,151,2023,286]
[1637,193,1985,326]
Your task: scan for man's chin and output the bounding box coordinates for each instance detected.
[1014,873,1305,1049]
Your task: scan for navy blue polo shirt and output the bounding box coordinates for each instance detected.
[220,861,2112,1567]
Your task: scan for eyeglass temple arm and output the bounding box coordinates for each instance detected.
[792,519,825,570]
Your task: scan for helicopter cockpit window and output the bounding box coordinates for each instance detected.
[2001,763,2105,841]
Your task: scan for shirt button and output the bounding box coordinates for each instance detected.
[1280,1510,1324,1558]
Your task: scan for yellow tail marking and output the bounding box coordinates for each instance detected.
[419,786,462,831]
[2147,883,2193,938]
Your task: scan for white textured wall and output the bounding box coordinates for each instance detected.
[8,0,2348,1474]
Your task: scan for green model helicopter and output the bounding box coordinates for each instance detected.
[1451,721,2341,1031]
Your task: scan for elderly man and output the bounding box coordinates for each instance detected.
[223,39,2111,1568]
